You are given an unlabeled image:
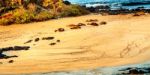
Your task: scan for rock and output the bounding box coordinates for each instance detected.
[67,24,77,27]
[35,38,40,42]
[70,26,81,29]
[57,28,65,32]
[57,40,60,42]
[0,53,7,59]
[63,1,71,5]
[0,46,30,52]
[67,24,81,29]
[128,69,145,74]
[8,60,14,63]
[24,40,32,44]
[0,62,2,64]
[0,47,14,51]
[0,53,18,59]
[54,30,58,32]
[100,21,107,25]
[42,37,54,40]
[77,23,86,26]
[13,46,30,50]
[88,22,99,26]
[50,43,56,46]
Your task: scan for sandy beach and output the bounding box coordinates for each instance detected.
[0,14,150,74]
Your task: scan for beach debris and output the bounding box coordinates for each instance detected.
[57,40,60,42]
[42,37,54,40]
[77,23,86,26]
[24,40,32,44]
[86,19,98,22]
[0,46,30,51]
[49,43,56,46]
[88,22,99,26]
[100,21,107,25]
[8,60,14,63]
[35,38,40,42]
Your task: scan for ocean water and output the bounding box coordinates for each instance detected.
[66,0,150,10]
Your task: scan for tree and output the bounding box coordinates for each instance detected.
[42,0,63,15]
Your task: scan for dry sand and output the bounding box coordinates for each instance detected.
[0,14,150,74]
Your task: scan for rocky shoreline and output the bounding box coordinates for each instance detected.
[85,5,150,15]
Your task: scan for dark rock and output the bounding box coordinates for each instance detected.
[13,46,30,50]
[8,60,14,63]
[100,21,107,25]
[70,26,81,29]
[77,23,86,26]
[50,43,56,46]
[0,46,30,52]
[63,0,71,5]
[119,67,150,75]
[58,28,65,32]
[0,53,18,59]
[24,40,32,44]
[88,22,99,26]
[35,38,40,42]
[54,30,58,32]
[129,69,145,74]
[0,47,14,51]
[57,40,60,42]
[0,53,7,59]
[42,37,55,40]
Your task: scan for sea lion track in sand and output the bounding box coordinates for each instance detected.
[120,41,148,58]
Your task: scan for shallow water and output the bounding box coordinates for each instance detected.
[22,61,150,75]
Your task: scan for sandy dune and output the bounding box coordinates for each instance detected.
[0,14,150,74]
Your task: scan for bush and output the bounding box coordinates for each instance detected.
[12,6,35,24]
[34,11,54,21]
[0,4,90,25]
[59,5,89,17]
[0,18,12,25]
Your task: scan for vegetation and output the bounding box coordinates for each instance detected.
[0,0,90,25]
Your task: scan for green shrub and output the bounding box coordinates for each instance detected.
[0,4,90,25]
[34,11,54,21]
[11,6,35,24]
[0,18,12,25]
[59,5,89,17]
